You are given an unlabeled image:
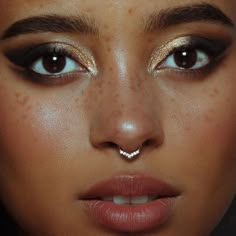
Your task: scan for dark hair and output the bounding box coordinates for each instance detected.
[211,197,236,236]
[0,204,18,235]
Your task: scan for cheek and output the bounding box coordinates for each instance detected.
[171,91,236,193]
[162,80,236,194]
[187,106,236,180]
[0,88,88,181]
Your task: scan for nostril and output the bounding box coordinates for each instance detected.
[98,142,117,149]
[96,139,160,155]
[143,139,159,148]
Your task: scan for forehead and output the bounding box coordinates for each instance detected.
[0,0,236,40]
[1,0,235,20]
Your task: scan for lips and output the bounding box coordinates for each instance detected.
[79,175,180,233]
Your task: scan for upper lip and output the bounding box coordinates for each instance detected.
[80,174,180,199]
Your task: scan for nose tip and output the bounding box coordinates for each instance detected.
[113,121,158,153]
[90,111,163,156]
[89,63,163,157]
[118,122,142,152]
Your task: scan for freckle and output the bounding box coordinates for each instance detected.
[137,82,141,88]
[120,103,125,109]
[86,8,93,13]
[22,96,30,106]
[107,80,112,86]
[196,115,201,121]
[209,109,215,114]
[137,79,143,88]
[105,36,111,42]
[128,8,134,15]
[204,114,213,122]
[214,88,219,95]
[185,126,191,131]
[109,67,113,72]
[171,98,175,102]
[22,114,27,120]
[104,24,108,29]
[132,107,138,113]
[17,95,30,106]
[98,87,103,95]
[107,47,111,52]
[209,88,219,97]
[86,101,93,111]
[209,93,214,98]
[15,92,21,98]
[112,110,122,117]
[97,82,102,89]
[131,83,138,92]
[171,114,177,119]
[27,105,32,111]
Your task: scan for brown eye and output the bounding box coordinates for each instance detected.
[159,48,210,70]
[31,53,85,75]
[42,54,66,74]
[173,48,198,69]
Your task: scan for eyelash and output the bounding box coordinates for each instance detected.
[152,36,230,77]
[5,43,91,84]
[5,36,230,84]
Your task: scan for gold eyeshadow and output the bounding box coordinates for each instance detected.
[148,35,231,75]
[5,41,97,77]
[2,34,233,85]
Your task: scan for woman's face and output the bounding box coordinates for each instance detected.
[0,0,236,235]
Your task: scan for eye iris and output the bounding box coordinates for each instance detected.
[174,48,197,69]
[42,54,66,73]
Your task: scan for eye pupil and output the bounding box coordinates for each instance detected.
[42,54,66,73]
[174,48,197,69]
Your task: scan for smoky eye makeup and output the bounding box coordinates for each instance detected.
[4,42,97,84]
[148,35,232,78]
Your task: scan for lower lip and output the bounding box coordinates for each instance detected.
[82,197,176,232]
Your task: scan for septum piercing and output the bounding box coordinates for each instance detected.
[119,147,141,159]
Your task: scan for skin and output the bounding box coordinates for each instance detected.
[0,0,236,235]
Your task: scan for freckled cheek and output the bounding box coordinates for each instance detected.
[169,103,236,197]
[180,104,236,178]
[0,100,87,166]
[189,109,236,148]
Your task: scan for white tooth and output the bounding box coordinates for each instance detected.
[113,196,130,205]
[131,196,149,205]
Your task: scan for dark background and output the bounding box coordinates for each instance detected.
[211,197,236,236]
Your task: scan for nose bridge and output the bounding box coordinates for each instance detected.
[105,46,152,115]
[89,48,163,154]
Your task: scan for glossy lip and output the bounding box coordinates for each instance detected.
[79,174,180,233]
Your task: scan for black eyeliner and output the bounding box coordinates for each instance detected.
[5,43,75,68]
[172,36,230,58]
[152,35,232,78]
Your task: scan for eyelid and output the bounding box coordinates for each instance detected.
[4,42,98,76]
[148,35,231,73]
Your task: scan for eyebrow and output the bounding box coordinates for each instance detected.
[1,14,99,40]
[145,3,235,32]
[1,3,234,41]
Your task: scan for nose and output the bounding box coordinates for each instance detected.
[89,67,164,156]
